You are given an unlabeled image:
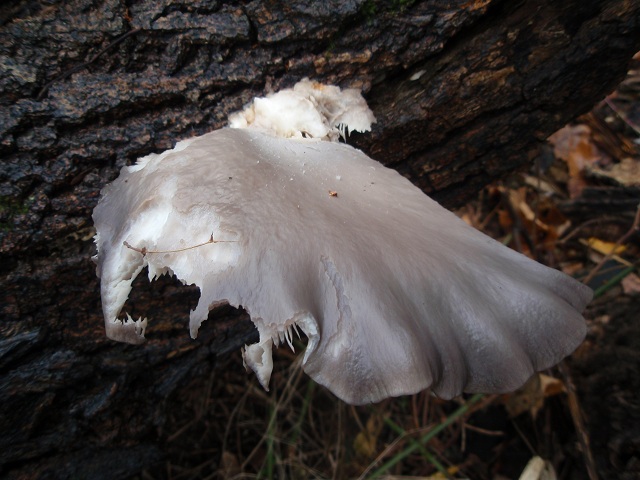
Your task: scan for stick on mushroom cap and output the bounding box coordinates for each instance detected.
[93,80,592,405]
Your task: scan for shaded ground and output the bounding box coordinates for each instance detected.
[575,295,640,480]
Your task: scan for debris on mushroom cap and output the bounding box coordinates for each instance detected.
[93,80,592,405]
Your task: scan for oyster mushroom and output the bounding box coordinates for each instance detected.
[93,80,592,405]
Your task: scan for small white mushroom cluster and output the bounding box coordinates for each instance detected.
[93,79,592,405]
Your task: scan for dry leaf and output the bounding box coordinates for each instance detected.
[519,456,557,480]
[590,157,640,186]
[586,237,627,256]
[353,413,384,459]
[622,272,640,295]
[219,451,240,478]
[504,374,565,418]
[522,175,563,195]
[548,124,604,197]
[561,262,586,276]
[504,188,570,252]
[539,373,565,397]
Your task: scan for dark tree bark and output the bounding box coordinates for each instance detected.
[0,0,638,477]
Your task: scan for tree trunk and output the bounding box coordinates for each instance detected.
[0,0,638,477]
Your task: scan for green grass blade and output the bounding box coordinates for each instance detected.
[368,393,484,478]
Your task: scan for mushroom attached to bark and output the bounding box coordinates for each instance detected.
[93,79,592,405]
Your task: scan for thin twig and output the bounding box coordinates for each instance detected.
[357,425,432,480]
[604,97,640,136]
[462,423,504,437]
[123,234,235,256]
[558,361,599,480]
[559,216,628,244]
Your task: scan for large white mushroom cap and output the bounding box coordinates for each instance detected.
[93,80,592,405]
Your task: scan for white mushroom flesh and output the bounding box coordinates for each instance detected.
[93,80,592,405]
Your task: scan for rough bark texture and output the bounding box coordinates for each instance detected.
[0,0,638,477]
